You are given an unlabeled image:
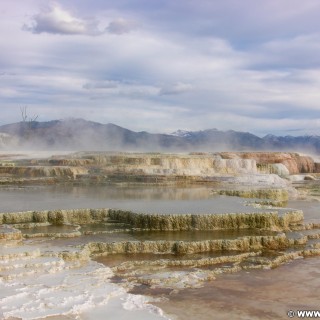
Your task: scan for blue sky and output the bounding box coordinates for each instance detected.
[1,0,320,136]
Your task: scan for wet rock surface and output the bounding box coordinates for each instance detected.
[1,151,314,185]
[0,225,22,241]
[221,152,318,174]
[153,257,320,320]
[0,204,319,296]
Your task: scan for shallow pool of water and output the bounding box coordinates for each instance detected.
[129,229,277,241]
[288,199,320,222]
[154,257,320,320]
[0,185,281,215]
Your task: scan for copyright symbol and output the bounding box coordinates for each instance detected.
[287,310,295,318]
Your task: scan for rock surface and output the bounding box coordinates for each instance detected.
[1,152,319,186]
[220,152,317,174]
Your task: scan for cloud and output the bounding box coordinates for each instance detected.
[2,0,320,136]
[250,34,320,70]
[106,18,138,34]
[23,4,103,35]
[159,83,193,95]
[83,80,119,90]
[23,5,139,37]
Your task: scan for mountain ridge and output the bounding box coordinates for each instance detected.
[0,118,319,153]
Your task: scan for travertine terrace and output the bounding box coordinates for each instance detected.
[1,151,320,319]
[1,151,319,185]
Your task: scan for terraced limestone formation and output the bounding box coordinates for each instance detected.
[0,207,303,231]
[1,202,319,295]
[0,242,166,320]
[220,152,319,174]
[1,151,319,185]
[0,152,286,185]
[1,151,320,319]
[217,188,289,207]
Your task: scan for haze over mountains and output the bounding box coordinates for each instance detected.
[0,118,320,153]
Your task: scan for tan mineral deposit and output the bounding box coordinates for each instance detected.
[1,151,320,319]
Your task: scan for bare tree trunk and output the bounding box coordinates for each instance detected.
[20,106,38,140]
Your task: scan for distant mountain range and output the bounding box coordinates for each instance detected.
[0,118,319,153]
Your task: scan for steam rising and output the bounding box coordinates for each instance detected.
[1,118,320,153]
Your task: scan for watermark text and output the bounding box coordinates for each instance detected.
[288,310,320,318]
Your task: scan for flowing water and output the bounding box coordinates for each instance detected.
[1,184,320,319]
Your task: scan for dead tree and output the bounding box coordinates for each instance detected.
[20,106,38,140]
[20,106,38,123]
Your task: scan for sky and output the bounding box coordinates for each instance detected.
[1,0,320,136]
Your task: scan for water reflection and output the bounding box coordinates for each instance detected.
[0,185,279,214]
